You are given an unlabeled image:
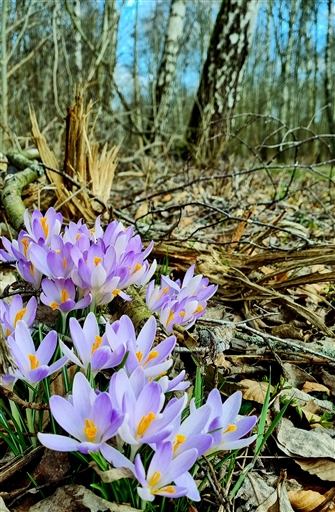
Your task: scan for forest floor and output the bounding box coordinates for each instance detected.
[1,150,335,512]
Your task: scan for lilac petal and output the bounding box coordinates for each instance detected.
[100,444,135,473]
[136,316,157,355]
[217,434,258,452]
[134,453,147,486]
[91,392,113,433]
[91,347,113,372]
[35,331,57,364]
[49,395,84,440]
[41,279,59,301]
[134,382,163,424]
[48,355,68,375]
[8,338,30,375]
[175,472,200,501]
[223,416,258,441]
[181,404,211,437]
[28,366,50,384]
[59,341,82,367]
[137,487,154,502]
[160,448,198,487]
[156,485,189,499]
[69,318,90,361]
[76,294,92,309]
[38,433,79,451]
[176,433,213,458]
[71,372,95,420]
[15,321,35,354]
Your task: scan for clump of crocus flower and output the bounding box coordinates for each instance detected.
[0,208,258,509]
[145,265,218,332]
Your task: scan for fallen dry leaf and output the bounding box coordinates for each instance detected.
[277,418,335,459]
[294,458,335,482]
[302,381,330,396]
[288,488,334,512]
[239,379,274,404]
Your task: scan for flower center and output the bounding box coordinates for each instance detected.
[223,424,237,435]
[112,289,120,296]
[194,305,204,314]
[158,486,176,495]
[137,412,156,437]
[93,256,103,266]
[40,217,49,239]
[61,289,69,303]
[28,354,39,370]
[21,238,29,258]
[144,350,159,365]
[173,433,186,452]
[50,301,60,310]
[130,263,142,276]
[149,471,161,487]
[84,418,98,442]
[91,335,102,354]
[167,310,174,326]
[14,307,27,327]
[136,350,143,363]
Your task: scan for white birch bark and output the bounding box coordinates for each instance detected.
[152,0,186,140]
[187,0,260,160]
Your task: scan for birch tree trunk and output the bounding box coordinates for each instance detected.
[151,0,186,143]
[73,0,83,82]
[325,0,335,157]
[186,0,259,161]
[1,0,8,150]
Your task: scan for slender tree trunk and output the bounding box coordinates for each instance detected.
[1,0,8,149]
[186,0,259,161]
[73,0,83,82]
[325,0,335,157]
[151,0,186,142]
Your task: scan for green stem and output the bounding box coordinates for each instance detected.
[141,498,147,510]
[26,388,36,447]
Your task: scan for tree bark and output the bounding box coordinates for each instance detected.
[187,0,259,161]
[151,0,186,142]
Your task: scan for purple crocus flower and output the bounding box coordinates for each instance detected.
[38,372,124,454]
[0,295,37,338]
[165,400,213,459]
[8,321,67,386]
[202,390,257,455]
[60,313,126,377]
[40,278,91,314]
[23,207,63,246]
[30,236,75,279]
[123,316,176,379]
[109,369,186,450]
[134,442,199,502]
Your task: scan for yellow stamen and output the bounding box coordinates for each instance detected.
[21,237,29,258]
[28,354,39,370]
[137,412,156,437]
[90,228,95,234]
[93,256,103,266]
[91,335,102,355]
[84,418,98,442]
[61,289,69,303]
[5,328,11,337]
[159,486,176,495]
[14,308,27,327]
[149,471,161,487]
[194,305,204,314]
[55,249,61,254]
[76,233,81,241]
[50,301,60,310]
[136,351,143,363]
[223,424,237,435]
[29,264,35,276]
[180,311,186,317]
[62,257,67,269]
[40,217,49,238]
[130,263,142,276]
[167,310,174,326]
[112,289,120,296]
[143,350,159,365]
[173,433,186,452]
